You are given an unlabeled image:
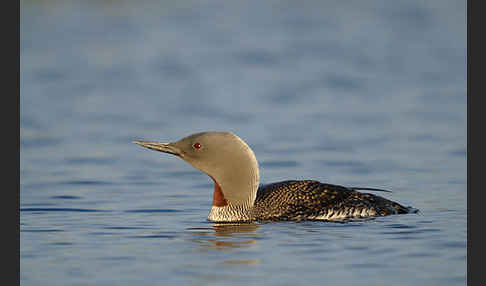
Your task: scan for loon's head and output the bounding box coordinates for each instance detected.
[133,131,260,208]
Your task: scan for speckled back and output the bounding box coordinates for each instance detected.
[251,180,409,221]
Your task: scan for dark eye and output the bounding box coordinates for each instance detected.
[193,142,201,149]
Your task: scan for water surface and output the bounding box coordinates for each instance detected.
[21,1,466,285]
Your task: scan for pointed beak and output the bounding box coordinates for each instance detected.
[133,141,183,157]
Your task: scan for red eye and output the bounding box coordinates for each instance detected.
[193,142,201,149]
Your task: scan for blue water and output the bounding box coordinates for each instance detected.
[20,0,466,285]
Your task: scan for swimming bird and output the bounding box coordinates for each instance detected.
[134,131,414,222]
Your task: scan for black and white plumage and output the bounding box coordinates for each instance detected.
[134,131,414,222]
[252,180,410,222]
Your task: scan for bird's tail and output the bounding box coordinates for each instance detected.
[349,187,393,193]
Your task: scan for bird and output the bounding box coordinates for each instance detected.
[133,131,415,223]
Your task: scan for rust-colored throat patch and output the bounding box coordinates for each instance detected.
[210,176,228,207]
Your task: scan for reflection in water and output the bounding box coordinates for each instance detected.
[223,259,260,265]
[212,223,260,236]
[187,223,260,253]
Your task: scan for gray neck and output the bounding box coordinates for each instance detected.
[207,136,260,222]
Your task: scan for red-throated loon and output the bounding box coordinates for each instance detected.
[134,131,415,222]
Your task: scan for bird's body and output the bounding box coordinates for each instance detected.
[134,131,414,223]
[252,180,409,222]
[208,180,410,222]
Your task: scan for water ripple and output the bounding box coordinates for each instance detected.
[21,229,64,232]
[124,209,183,213]
[20,208,110,213]
[49,195,83,200]
[260,161,299,168]
[58,180,113,186]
